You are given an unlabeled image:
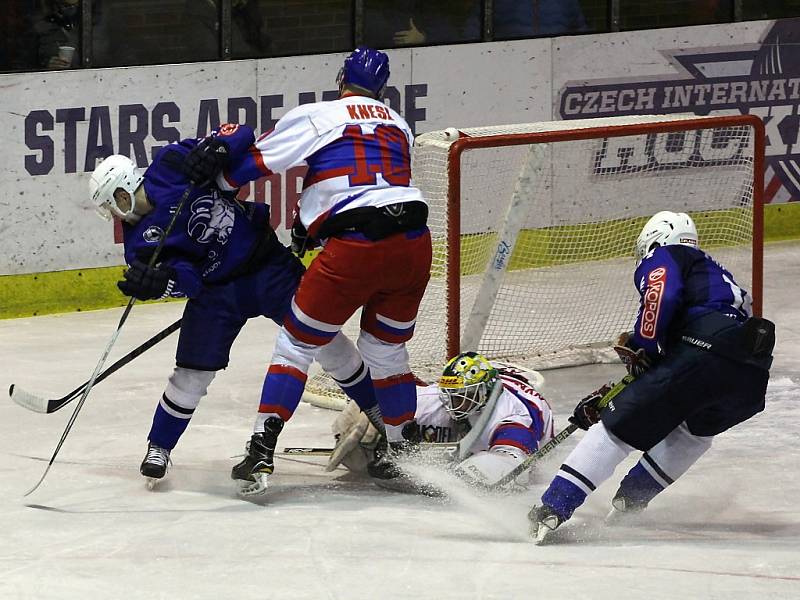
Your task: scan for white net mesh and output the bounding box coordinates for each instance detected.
[305,114,760,405]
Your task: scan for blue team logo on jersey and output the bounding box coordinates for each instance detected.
[187,194,235,244]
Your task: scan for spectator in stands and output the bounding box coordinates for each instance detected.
[493,0,588,39]
[32,0,82,69]
[365,0,481,48]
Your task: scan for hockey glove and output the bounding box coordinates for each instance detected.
[613,331,652,376]
[118,260,178,301]
[183,136,230,185]
[289,215,317,258]
[569,383,614,430]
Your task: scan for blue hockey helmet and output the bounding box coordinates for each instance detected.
[337,47,390,99]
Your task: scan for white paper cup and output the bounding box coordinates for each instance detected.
[58,46,76,63]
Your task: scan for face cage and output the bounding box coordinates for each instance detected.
[438,381,488,421]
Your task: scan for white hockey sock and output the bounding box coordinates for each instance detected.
[643,422,714,485]
[556,422,636,494]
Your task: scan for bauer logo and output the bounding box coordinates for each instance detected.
[640,267,667,339]
[560,19,800,201]
[143,225,164,243]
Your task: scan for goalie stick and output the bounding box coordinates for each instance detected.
[9,319,181,414]
[24,182,197,497]
[281,442,461,457]
[486,374,634,491]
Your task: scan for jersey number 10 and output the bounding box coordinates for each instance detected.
[343,124,411,187]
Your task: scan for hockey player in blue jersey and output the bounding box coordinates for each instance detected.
[528,211,775,544]
[89,126,383,491]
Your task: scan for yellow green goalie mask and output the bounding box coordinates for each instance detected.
[438,352,499,421]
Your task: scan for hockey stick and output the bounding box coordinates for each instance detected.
[24,183,197,497]
[486,374,634,491]
[281,442,461,457]
[10,318,182,414]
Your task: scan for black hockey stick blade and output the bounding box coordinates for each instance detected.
[281,447,335,456]
[9,319,182,414]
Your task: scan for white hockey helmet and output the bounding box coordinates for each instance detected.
[89,154,145,222]
[635,211,698,265]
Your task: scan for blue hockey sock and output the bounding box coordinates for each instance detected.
[616,461,666,506]
[373,373,417,442]
[148,394,194,450]
[335,362,378,411]
[258,364,307,422]
[541,475,589,521]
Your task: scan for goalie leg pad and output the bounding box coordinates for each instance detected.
[327,401,382,473]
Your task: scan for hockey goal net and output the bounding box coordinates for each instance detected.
[304,114,764,408]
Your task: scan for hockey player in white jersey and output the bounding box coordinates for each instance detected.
[329,352,555,490]
[182,47,432,494]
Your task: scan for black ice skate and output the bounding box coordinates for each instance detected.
[366,421,421,481]
[528,504,565,545]
[140,442,171,490]
[606,489,650,523]
[231,417,284,497]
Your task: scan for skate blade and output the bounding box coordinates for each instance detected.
[236,473,270,497]
[529,522,554,545]
[528,515,558,545]
[145,477,161,491]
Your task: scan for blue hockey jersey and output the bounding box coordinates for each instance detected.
[122,124,274,299]
[631,244,751,356]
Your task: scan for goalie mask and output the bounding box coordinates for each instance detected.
[438,352,499,421]
[90,154,145,223]
[635,211,698,266]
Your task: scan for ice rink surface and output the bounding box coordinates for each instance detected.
[1,242,799,600]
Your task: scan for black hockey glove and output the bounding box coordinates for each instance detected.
[289,216,317,257]
[569,383,613,430]
[183,136,231,185]
[117,260,178,301]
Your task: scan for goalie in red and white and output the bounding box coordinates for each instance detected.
[328,352,555,488]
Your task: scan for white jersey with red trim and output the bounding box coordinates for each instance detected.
[217,95,425,239]
[414,370,555,456]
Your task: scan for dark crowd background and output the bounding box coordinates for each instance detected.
[2,1,798,73]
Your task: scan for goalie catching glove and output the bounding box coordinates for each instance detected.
[614,331,652,377]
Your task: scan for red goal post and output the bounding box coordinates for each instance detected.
[303,113,764,408]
